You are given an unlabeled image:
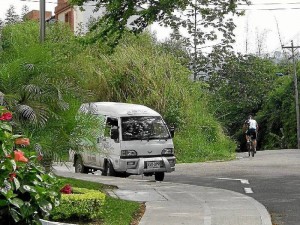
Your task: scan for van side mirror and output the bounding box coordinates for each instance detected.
[111,126,119,140]
[169,126,175,138]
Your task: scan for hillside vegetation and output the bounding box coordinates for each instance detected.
[0,21,235,162]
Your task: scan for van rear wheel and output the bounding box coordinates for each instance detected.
[106,160,116,177]
[75,157,88,174]
[101,159,108,176]
[155,172,165,181]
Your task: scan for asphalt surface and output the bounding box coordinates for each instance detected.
[53,163,272,225]
[163,149,300,225]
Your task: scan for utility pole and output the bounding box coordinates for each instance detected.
[282,40,300,149]
[193,0,198,81]
[39,0,45,42]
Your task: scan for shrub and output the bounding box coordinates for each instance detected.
[50,187,106,221]
[0,107,61,224]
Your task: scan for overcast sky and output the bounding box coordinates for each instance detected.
[1,0,300,55]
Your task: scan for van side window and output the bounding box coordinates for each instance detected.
[104,117,118,137]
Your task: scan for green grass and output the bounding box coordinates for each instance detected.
[101,196,141,225]
[53,176,142,225]
[58,176,110,191]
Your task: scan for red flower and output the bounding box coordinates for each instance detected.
[9,173,17,182]
[15,138,30,146]
[60,184,73,194]
[14,150,29,163]
[0,112,12,121]
[37,154,43,161]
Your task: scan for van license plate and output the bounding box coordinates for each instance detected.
[147,161,161,169]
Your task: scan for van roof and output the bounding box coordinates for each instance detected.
[80,102,161,117]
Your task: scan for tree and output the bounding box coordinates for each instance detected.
[21,5,30,21]
[0,19,4,30]
[257,76,295,149]
[206,54,279,149]
[158,34,191,68]
[70,0,250,49]
[172,0,249,80]
[255,28,269,57]
[5,5,20,25]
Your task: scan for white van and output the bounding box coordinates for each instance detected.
[69,102,176,181]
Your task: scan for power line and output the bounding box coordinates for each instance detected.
[242,2,300,5]
[237,7,300,11]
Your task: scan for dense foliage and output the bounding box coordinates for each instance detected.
[0,21,236,163]
[0,22,101,164]
[70,0,250,49]
[203,51,300,151]
[205,54,280,149]
[73,32,236,161]
[258,75,297,149]
[0,107,61,224]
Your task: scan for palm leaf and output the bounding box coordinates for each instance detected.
[15,104,49,126]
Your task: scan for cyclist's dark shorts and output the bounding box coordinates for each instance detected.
[246,129,257,139]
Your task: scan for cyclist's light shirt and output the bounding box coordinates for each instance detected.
[248,119,257,130]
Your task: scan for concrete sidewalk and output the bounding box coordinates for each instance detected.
[53,164,272,225]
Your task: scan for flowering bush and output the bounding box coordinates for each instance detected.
[50,187,106,222]
[0,106,61,224]
[0,111,12,121]
[60,184,73,194]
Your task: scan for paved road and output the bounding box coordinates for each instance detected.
[57,149,298,225]
[155,149,300,225]
[54,163,272,225]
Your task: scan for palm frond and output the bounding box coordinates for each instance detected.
[22,84,42,96]
[22,63,35,72]
[16,104,37,122]
[16,104,49,126]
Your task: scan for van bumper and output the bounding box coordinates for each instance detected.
[118,156,176,175]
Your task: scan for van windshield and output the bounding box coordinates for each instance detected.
[121,116,170,141]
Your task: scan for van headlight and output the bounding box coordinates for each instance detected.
[162,148,174,155]
[121,150,137,157]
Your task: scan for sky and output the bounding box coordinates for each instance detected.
[1,0,300,55]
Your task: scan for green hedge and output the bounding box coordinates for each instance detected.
[50,187,106,221]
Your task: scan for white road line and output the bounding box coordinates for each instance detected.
[218,178,253,194]
[218,178,249,184]
[240,179,250,184]
[244,187,254,194]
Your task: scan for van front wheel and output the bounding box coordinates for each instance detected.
[155,172,165,181]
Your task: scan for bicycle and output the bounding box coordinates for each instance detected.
[247,134,256,157]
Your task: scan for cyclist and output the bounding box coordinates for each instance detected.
[243,115,259,152]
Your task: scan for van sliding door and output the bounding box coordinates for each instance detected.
[97,117,121,167]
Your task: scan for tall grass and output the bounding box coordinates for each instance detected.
[74,32,237,162]
[0,22,236,164]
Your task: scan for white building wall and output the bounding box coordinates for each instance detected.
[70,2,152,35]
[73,2,106,34]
